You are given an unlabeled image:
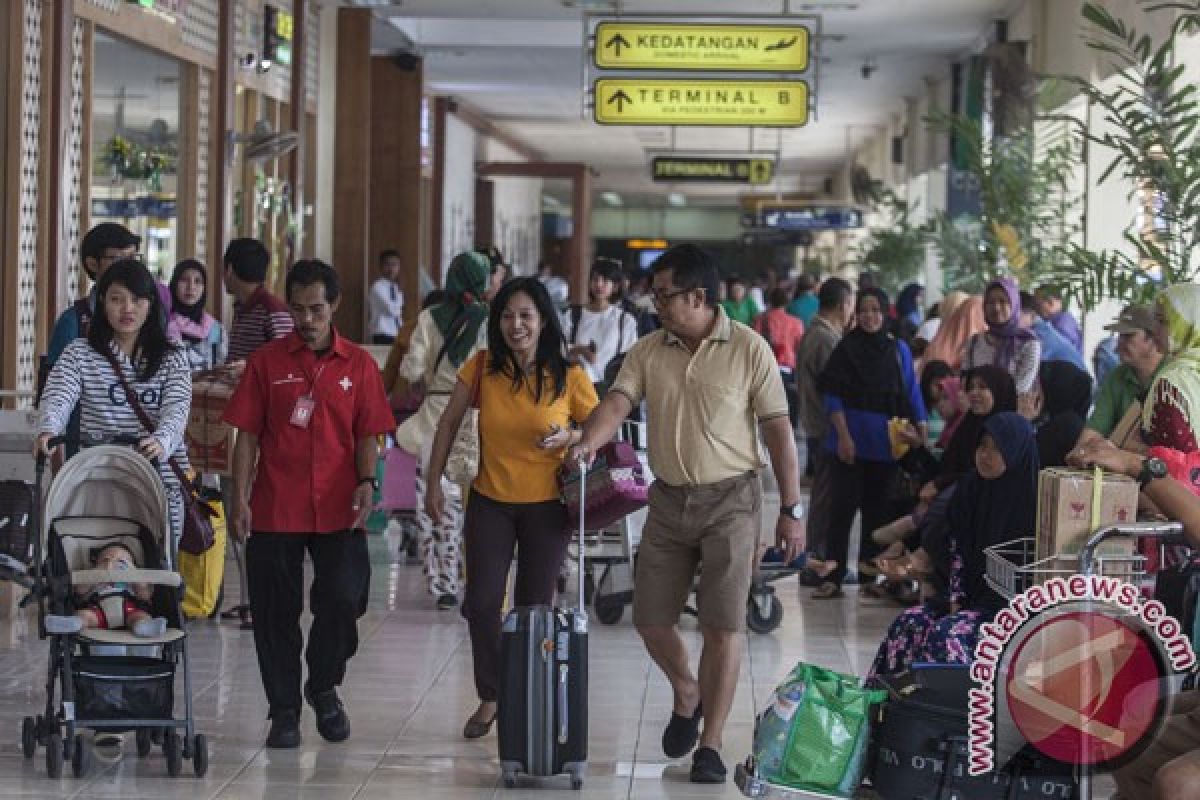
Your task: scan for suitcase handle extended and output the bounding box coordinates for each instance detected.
[575,454,587,614]
[557,664,569,744]
[1080,521,1186,575]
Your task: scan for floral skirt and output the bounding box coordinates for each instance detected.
[868,604,988,680]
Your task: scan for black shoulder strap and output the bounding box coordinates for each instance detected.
[569,304,583,345]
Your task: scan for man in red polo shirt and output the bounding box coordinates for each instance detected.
[223,259,394,749]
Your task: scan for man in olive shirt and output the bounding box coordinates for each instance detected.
[1086,304,1164,438]
[571,244,804,784]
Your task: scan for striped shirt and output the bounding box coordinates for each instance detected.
[227,286,293,362]
[38,339,192,487]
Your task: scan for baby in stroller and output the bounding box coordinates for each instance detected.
[43,543,168,638]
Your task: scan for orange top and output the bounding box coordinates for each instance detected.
[459,351,598,504]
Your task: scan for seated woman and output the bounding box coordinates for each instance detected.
[869,412,1038,679]
[1033,359,1093,468]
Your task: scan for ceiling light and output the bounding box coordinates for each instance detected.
[668,193,686,207]
[601,191,622,207]
[561,0,617,9]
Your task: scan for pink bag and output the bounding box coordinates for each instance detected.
[559,441,648,531]
[379,447,418,513]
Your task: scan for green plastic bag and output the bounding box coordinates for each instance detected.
[754,662,885,797]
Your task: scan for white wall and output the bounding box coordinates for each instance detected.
[313,3,339,263]
[441,113,478,271]
[483,138,541,276]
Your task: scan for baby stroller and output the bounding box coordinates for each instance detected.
[20,435,206,779]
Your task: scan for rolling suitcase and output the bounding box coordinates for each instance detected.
[498,459,589,790]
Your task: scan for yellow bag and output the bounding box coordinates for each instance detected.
[180,499,227,619]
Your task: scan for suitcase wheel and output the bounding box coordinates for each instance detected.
[502,771,517,789]
[746,592,783,634]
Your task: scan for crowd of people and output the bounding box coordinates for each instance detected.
[26,226,1200,793]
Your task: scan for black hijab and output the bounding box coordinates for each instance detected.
[817,288,906,415]
[938,365,1017,484]
[947,412,1039,612]
[1036,360,1094,468]
[169,259,207,324]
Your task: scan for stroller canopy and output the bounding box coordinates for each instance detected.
[43,446,169,548]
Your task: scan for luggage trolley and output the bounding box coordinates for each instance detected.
[985,522,1188,800]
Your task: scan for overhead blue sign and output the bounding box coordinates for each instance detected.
[758,206,863,230]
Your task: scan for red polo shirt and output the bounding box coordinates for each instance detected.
[223,329,395,533]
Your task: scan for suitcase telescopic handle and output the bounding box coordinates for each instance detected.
[576,454,587,614]
[1080,521,1186,575]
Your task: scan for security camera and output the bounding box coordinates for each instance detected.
[861,57,878,80]
[237,52,258,70]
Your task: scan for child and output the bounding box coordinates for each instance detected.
[45,543,168,638]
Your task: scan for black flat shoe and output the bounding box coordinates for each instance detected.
[265,709,301,749]
[661,702,702,758]
[305,686,350,743]
[689,746,727,783]
[463,713,496,739]
[436,594,458,611]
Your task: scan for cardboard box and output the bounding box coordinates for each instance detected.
[1036,468,1139,561]
[185,371,237,475]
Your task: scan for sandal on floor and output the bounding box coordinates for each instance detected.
[812,581,844,599]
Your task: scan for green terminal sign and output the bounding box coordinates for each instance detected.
[652,157,775,185]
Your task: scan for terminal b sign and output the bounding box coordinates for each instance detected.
[594,22,810,73]
[652,157,775,185]
[594,79,809,127]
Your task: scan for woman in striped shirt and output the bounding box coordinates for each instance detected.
[35,259,193,548]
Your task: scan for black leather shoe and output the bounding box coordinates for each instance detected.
[305,686,351,743]
[689,746,727,783]
[265,709,301,749]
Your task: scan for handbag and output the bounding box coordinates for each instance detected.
[558,440,648,531]
[99,348,217,556]
[444,352,485,485]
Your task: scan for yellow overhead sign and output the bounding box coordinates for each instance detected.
[594,79,808,127]
[594,22,810,72]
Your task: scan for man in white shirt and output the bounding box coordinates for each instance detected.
[367,249,404,344]
[562,257,638,387]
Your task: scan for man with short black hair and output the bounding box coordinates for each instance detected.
[570,243,803,784]
[224,238,293,365]
[795,278,855,481]
[367,249,404,344]
[223,259,395,749]
[47,222,142,366]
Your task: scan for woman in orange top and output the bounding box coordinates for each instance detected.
[425,276,598,739]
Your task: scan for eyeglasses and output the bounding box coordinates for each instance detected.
[651,287,696,305]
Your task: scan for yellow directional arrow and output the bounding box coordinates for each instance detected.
[594,79,809,127]
[594,22,810,72]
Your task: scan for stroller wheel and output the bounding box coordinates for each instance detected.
[164,730,183,778]
[70,734,90,778]
[21,717,36,759]
[44,733,62,779]
[135,729,153,758]
[192,734,208,778]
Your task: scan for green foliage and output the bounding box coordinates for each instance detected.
[1048,1,1200,308]
[855,189,928,294]
[924,111,1081,294]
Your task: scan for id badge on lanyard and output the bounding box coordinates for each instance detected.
[290,363,327,429]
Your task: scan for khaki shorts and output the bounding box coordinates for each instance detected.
[632,472,761,632]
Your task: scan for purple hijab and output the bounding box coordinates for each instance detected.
[985,277,1036,370]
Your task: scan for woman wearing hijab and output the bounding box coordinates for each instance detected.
[167,259,227,371]
[895,283,925,339]
[963,277,1042,395]
[870,412,1039,677]
[1034,360,1093,468]
[813,287,928,598]
[396,252,495,609]
[920,294,985,373]
[1144,284,1200,454]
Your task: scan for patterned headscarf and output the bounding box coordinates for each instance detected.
[1142,284,1200,443]
[431,251,491,368]
[984,277,1037,369]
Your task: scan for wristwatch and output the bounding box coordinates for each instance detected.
[358,476,379,491]
[1137,457,1169,489]
[780,503,805,521]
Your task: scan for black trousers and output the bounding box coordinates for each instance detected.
[461,491,569,702]
[818,457,899,586]
[246,530,371,717]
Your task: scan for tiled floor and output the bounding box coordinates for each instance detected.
[0,496,1115,799]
